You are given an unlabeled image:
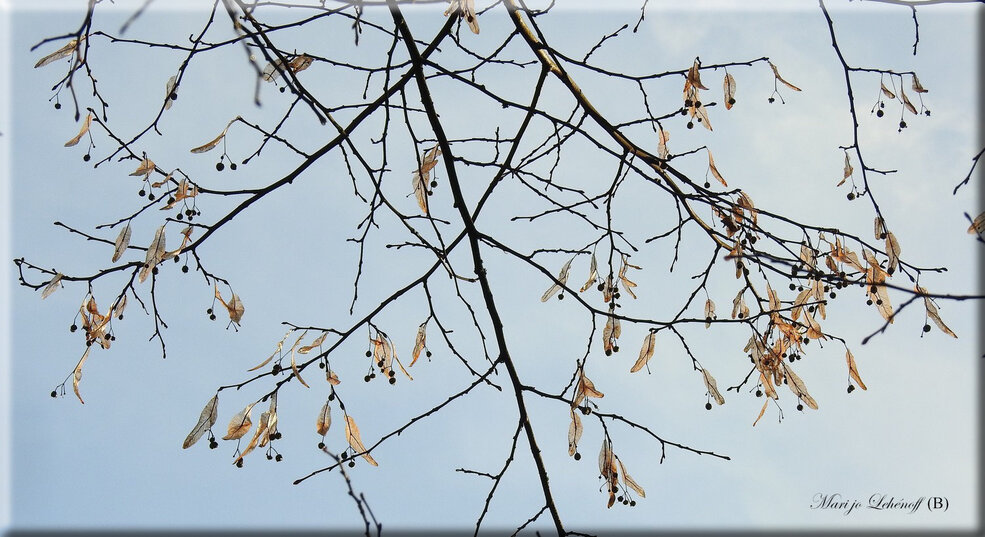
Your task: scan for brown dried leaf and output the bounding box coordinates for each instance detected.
[769,62,802,91]
[290,348,310,388]
[630,331,656,373]
[567,407,583,457]
[444,0,480,34]
[164,75,177,110]
[129,157,156,178]
[874,217,886,240]
[911,73,928,94]
[618,458,646,498]
[685,58,709,91]
[139,225,166,283]
[707,149,727,187]
[752,399,769,426]
[845,349,867,391]
[298,331,328,354]
[72,346,91,404]
[316,400,332,436]
[65,113,93,147]
[723,73,737,110]
[344,415,378,466]
[580,254,598,293]
[35,37,81,68]
[838,153,853,187]
[782,363,818,410]
[731,289,749,320]
[235,411,269,463]
[326,369,341,385]
[541,257,573,302]
[702,368,725,405]
[704,299,716,328]
[657,128,670,161]
[411,323,427,366]
[222,403,254,440]
[885,232,901,275]
[967,212,985,235]
[900,88,918,115]
[41,273,63,299]
[183,395,219,449]
[917,285,957,338]
[112,225,131,263]
[880,82,896,100]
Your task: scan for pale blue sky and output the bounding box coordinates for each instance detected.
[0,0,980,533]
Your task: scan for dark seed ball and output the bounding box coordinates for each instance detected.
[728,98,736,106]
[847,193,855,200]
[876,109,884,118]
[695,101,702,107]
[266,454,273,460]
[176,213,183,221]
[341,452,348,460]
[348,460,355,468]
[148,193,156,201]
[430,180,437,188]
[756,389,762,397]
[152,267,159,275]
[797,403,804,411]
[207,308,213,314]
[630,501,637,507]
[50,390,58,398]
[70,324,78,332]
[686,121,694,129]
[328,393,335,401]
[768,97,775,103]
[899,120,907,129]
[923,324,931,333]
[216,162,225,171]
[558,294,564,300]
[210,441,218,449]
[924,110,931,117]
[170,93,178,101]
[425,351,432,358]
[830,292,836,299]
[236,460,244,468]
[365,350,372,358]
[613,346,619,353]
[318,442,326,449]
[847,385,855,394]
[54,103,62,109]
[605,350,612,356]
[574,452,581,461]
[210,314,217,321]
[318,362,325,369]
[704,182,711,188]
[597,283,605,292]
[388,377,396,385]
[272,364,281,374]
[789,283,796,291]
[705,402,712,410]
[230,163,237,171]
[139,189,146,197]
[83,154,91,162]
[364,375,371,383]
[181,265,189,273]
[617,496,624,503]
[866,299,873,306]
[275,454,283,462]
[279,86,287,93]
[880,232,887,239]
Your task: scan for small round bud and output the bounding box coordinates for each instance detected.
[686,121,694,129]
[348,460,355,468]
[574,452,581,461]
[876,109,884,118]
[705,402,712,410]
[181,265,189,273]
[216,162,225,171]
[275,454,283,462]
[847,384,855,394]
[318,442,326,449]
[230,163,238,171]
[70,324,78,332]
[755,389,762,397]
[50,390,58,398]
[923,324,931,333]
[365,350,372,358]
[148,193,156,201]
[83,154,91,162]
[797,403,804,411]
[768,97,775,103]
[138,189,146,197]
[388,377,396,385]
